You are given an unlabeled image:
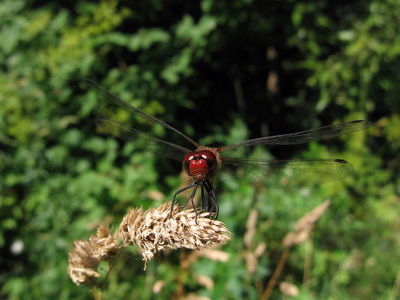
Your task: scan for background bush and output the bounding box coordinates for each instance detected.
[1,0,399,299]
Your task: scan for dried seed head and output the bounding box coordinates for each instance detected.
[68,240,100,285]
[68,201,232,285]
[67,240,101,285]
[90,225,121,260]
[68,225,121,285]
[119,202,231,269]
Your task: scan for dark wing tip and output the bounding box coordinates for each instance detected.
[81,78,102,90]
[334,159,349,164]
[333,159,354,176]
[81,78,96,85]
[349,119,373,128]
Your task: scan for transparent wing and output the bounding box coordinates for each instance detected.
[219,120,372,152]
[95,116,190,162]
[220,157,354,188]
[83,79,199,149]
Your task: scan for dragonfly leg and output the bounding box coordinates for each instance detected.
[201,184,206,211]
[203,180,219,219]
[182,182,199,212]
[171,182,196,217]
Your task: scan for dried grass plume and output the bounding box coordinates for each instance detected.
[120,202,232,269]
[68,225,120,286]
[68,201,231,285]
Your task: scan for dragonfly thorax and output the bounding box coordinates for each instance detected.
[183,150,218,181]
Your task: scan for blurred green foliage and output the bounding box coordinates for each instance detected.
[0,0,399,299]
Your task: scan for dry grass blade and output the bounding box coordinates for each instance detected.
[283,200,331,247]
[244,209,258,248]
[243,209,267,274]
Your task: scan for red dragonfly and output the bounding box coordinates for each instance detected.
[83,79,371,218]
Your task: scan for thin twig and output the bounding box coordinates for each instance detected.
[303,237,313,286]
[390,267,400,300]
[262,248,290,300]
[93,286,98,300]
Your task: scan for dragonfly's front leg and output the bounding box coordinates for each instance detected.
[203,180,219,219]
[171,182,196,217]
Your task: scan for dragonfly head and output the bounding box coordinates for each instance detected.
[183,150,218,181]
